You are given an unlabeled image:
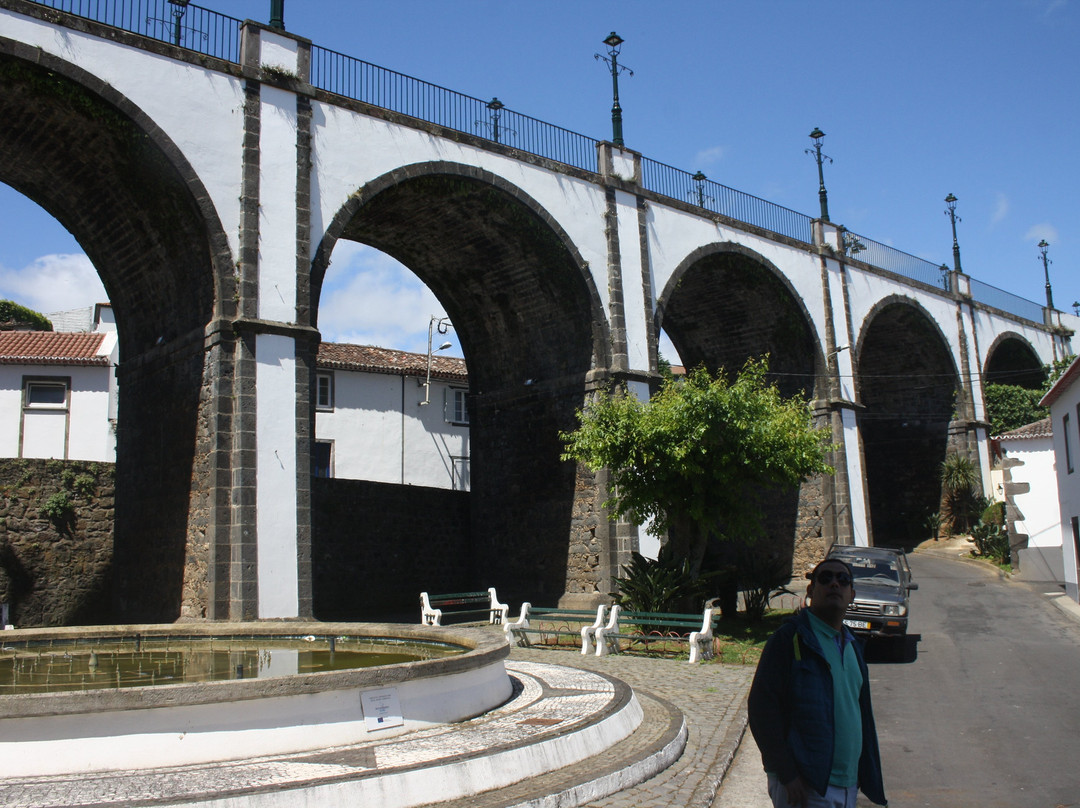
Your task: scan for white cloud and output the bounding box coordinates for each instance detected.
[0,253,107,316]
[1023,223,1059,244]
[319,243,449,354]
[991,192,1009,225]
[693,145,725,168]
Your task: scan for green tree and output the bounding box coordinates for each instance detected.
[983,356,1073,435]
[0,300,52,331]
[561,358,833,577]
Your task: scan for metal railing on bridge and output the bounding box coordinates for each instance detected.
[640,158,814,244]
[969,278,1045,322]
[27,0,243,61]
[840,232,951,292]
[16,0,1049,324]
[308,45,600,173]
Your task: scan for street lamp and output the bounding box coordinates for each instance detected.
[689,171,713,208]
[477,98,516,144]
[269,0,285,30]
[1039,239,1054,310]
[167,0,189,46]
[422,316,453,406]
[595,32,633,148]
[944,193,962,274]
[805,127,832,222]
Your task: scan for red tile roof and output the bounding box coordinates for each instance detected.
[995,417,1052,441]
[0,331,109,366]
[317,343,468,383]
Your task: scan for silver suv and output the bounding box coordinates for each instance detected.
[825,544,918,645]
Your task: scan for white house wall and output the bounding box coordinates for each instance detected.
[316,372,468,490]
[0,363,112,462]
[1050,393,1080,600]
[1001,435,1062,581]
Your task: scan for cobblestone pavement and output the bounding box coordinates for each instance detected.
[506,646,755,808]
[0,642,756,808]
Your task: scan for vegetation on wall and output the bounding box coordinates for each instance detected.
[983,356,1073,436]
[0,300,52,331]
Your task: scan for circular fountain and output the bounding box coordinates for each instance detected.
[0,621,512,778]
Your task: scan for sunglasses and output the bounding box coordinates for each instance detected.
[813,569,852,586]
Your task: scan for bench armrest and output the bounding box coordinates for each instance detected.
[488,587,509,625]
[594,604,622,656]
[419,592,443,626]
[505,602,532,643]
[579,605,608,655]
[688,607,716,664]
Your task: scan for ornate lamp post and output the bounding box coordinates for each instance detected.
[805,127,832,221]
[167,0,189,46]
[689,171,713,208]
[944,193,962,274]
[1039,239,1054,310]
[595,32,633,147]
[269,0,285,30]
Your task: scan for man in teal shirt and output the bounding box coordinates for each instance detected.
[748,558,887,807]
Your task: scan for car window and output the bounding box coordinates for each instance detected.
[847,558,901,584]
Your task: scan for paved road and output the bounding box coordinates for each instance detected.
[871,552,1080,807]
[715,550,1080,808]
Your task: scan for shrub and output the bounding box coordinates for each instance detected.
[940,454,980,534]
[613,546,716,620]
[41,491,74,522]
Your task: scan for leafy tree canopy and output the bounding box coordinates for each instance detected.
[0,300,52,331]
[984,355,1074,436]
[561,358,833,568]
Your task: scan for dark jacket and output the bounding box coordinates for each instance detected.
[747,609,887,806]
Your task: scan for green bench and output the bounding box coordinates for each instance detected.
[594,605,719,664]
[504,604,609,654]
[420,588,508,626]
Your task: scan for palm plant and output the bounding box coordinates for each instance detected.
[940,454,980,535]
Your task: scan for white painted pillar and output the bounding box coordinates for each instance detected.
[253,28,301,618]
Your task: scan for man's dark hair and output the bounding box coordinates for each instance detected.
[806,557,854,582]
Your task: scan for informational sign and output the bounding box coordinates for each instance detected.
[361,688,404,731]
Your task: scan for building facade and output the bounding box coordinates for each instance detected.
[1041,358,1080,601]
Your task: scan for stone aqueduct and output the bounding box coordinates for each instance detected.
[0,1,1072,621]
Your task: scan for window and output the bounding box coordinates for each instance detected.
[316,372,334,411]
[313,440,333,478]
[452,456,470,491]
[24,379,68,409]
[1065,414,1074,474]
[448,388,469,425]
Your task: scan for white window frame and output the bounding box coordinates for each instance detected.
[313,439,334,478]
[316,371,334,411]
[23,377,70,410]
[452,455,470,491]
[447,387,469,425]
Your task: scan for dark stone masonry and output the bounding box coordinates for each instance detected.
[0,459,115,627]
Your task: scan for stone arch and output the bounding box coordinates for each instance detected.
[309,163,611,614]
[983,332,1046,389]
[854,297,960,548]
[0,43,234,621]
[656,242,824,397]
[655,241,826,578]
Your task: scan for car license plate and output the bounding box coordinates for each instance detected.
[843,619,870,630]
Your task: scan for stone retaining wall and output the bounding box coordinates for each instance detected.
[0,459,115,626]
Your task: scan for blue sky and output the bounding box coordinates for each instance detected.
[2,0,1077,360]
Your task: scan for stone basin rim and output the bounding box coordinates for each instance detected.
[0,621,509,719]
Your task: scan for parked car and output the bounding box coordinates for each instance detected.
[824,544,918,649]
